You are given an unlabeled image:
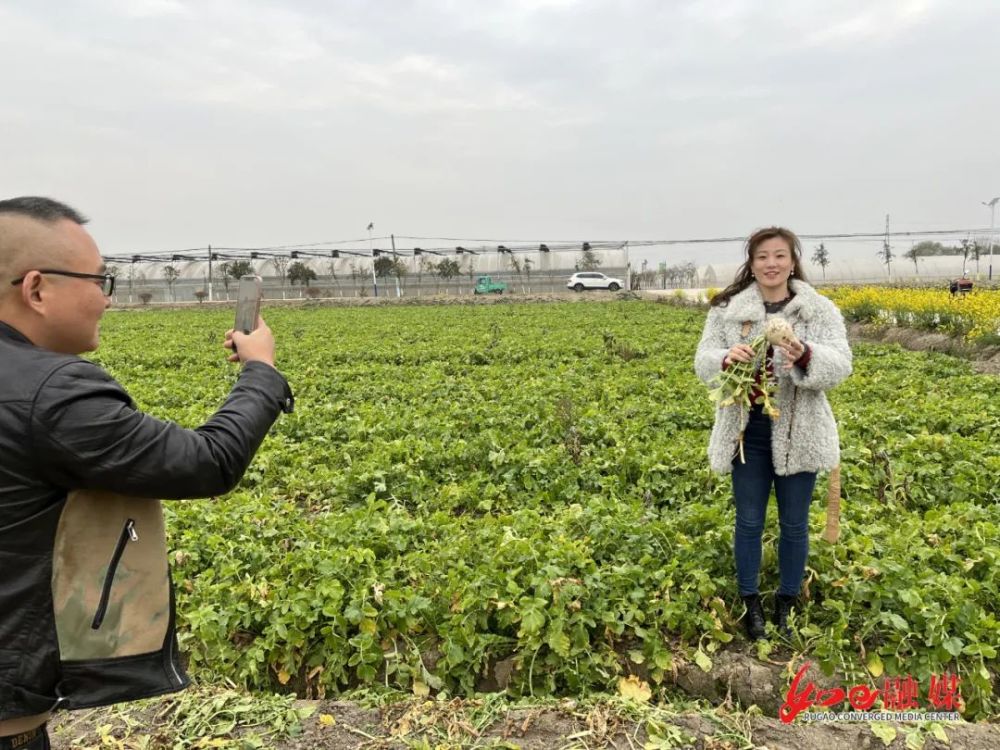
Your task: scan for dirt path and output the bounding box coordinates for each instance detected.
[46,649,1000,747]
[49,690,1000,750]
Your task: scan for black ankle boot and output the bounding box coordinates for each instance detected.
[774,593,797,636]
[741,594,767,641]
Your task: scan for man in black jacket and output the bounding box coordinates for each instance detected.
[0,197,294,749]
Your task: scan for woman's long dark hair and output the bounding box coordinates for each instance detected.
[710,226,808,307]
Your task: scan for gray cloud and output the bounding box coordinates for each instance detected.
[2,0,998,269]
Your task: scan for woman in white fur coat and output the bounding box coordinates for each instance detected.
[694,227,852,641]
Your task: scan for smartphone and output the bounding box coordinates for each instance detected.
[234,275,262,335]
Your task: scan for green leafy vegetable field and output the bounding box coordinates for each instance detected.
[91,301,1000,718]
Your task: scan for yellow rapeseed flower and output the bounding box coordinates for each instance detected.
[824,286,1000,341]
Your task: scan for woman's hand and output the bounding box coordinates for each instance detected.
[776,339,807,371]
[724,343,755,367]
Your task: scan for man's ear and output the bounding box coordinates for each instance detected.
[21,271,47,311]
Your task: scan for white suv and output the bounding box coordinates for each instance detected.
[567,272,624,292]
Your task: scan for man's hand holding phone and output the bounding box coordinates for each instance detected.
[225,317,276,367]
[227,274,275,366]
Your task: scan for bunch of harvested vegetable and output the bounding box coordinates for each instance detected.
[707,318,801,461]
[763,317,799,350]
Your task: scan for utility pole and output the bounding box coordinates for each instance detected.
[984,197,999,281]
[882,214,892,278]
[367,223,378,297]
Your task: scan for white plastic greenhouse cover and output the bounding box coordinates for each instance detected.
[105,247,629,281]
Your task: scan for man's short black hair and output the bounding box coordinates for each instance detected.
[0,196,88,225]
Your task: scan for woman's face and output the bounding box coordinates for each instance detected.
[751,236,794,293]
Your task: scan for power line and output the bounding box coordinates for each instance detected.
[101,227,994,263]
[625,227,994,247]
[214,236,391,251]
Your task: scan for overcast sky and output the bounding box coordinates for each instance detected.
[3,0,999,268]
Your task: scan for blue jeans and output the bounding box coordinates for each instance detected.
[732,407,817,597]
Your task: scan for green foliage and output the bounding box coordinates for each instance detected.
[89,303,1000,717]
[812,243,830,279]
[227,260,255,280]
[287,261,318,286]
[706,332,777,421]
[373,255,406,279]
[64,686,309,749]
[435,259,461,280]
[578,247,601,271]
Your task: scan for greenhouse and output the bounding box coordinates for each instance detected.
[101,243,630,303]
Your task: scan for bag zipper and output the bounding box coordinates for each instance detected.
[91,519,138,629]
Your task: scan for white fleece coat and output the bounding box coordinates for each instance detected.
[694,280,852,475]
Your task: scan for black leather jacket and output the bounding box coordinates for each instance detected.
[0,321,293,721]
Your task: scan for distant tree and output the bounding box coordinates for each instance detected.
[270,257,290,296]
[373,255,406,278]
[326,260,341,295]
[811,243,830,280]
[127,264,139,301]
[227,259,254,280]
[217,260,250,300]
[956,239,985,273]
[194,289,208,304]
[523,257,533,290]
[436,258,461,278]
[657,263,668,289]
[507,254,523,292]
[163,265,181,301]
[635,269,656,289]
[417,256,434,293]
[971,241,983,263]
[958,239,974,273]
[631,260,651,290]
[683,261,697,287]
[392,256,408,281]
[903,244,921,274]
[138,291,153,305]
[910,240,947,257]
[216,261,231,298]
[578,243,601,271]
[664,261,697,288]
[435,258,461,293]
[288,261,318,286]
